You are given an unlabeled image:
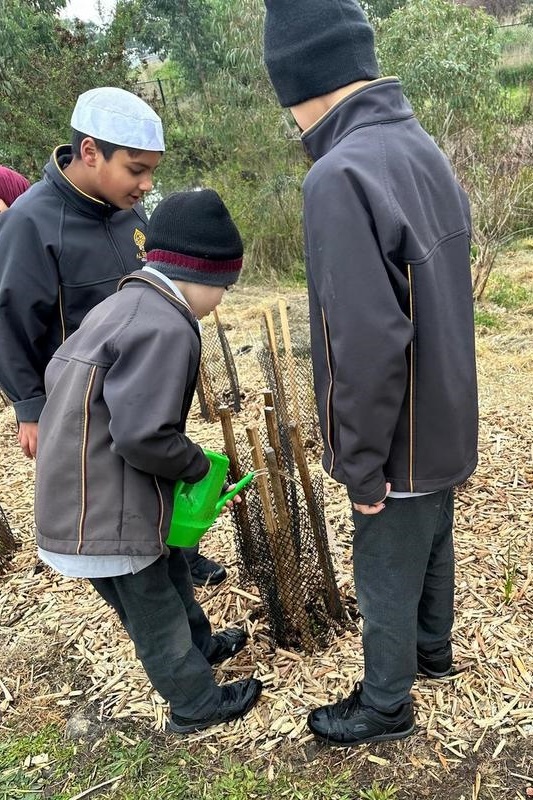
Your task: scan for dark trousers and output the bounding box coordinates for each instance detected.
[90,547,220,719]
[181,543,200,564]
[353,489,454,712]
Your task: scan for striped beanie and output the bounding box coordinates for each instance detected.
[145,190,243,286]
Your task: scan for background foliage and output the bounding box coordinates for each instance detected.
[0,0,134,175]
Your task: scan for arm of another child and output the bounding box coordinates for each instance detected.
[0,210,60,436]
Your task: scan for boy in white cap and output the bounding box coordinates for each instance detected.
[0,85,227,587]
[34,189,262,733]
[0,87,163,456]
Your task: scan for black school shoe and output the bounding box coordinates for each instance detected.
[307,683,415,747]
[207,628,248,666]
[417,641,453,678]
[190,554,227,587]
[168,678,262,734]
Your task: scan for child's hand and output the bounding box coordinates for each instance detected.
[219,484,242,514]
[353,482,391,515]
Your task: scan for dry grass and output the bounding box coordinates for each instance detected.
[0,256,532,797]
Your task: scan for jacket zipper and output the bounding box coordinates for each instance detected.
[58,285,66,343]
[321,308,336,474]
[153,477,165,549]
[407,264,415,492]
[77,365,97,554]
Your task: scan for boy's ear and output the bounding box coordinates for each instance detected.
[79,136,100,167]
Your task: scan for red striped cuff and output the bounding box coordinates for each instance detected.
[146,249,242,274]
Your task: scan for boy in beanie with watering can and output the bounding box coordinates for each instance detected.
[34,189,262,734]
[0,86,226,587]
[264,0,478,746]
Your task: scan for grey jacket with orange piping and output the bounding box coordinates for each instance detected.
[0,145,148,423]
[301,78,478,506]
[34,271,209,557]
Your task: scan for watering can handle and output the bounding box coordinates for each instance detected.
[215,471,255,515]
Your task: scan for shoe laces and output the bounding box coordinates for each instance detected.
[331,682,364,718]
[220,680,244,704]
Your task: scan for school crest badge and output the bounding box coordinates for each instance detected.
[134,227,146,261]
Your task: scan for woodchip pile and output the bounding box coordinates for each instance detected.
[0,288,531,765]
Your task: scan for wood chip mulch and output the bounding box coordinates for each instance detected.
[0,288,531,767]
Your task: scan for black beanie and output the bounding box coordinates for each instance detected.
[264,0,380,108]
[145,190,243,286]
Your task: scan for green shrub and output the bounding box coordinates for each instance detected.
[474,307,501,330]
[486,273,533,308]
[377,0,501,142]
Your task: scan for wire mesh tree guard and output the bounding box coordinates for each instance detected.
[196,308,241,423]
[257,300,320,449]
[219,398,345,653]
[0,502,18,573]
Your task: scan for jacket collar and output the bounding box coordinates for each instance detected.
[117,270,200,336]
[301,78,414,162]
[43,145,120,219]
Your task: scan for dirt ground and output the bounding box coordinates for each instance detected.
[0,253,532,799]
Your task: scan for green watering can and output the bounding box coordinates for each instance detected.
[166,449,255,548]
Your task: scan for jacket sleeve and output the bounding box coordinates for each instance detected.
[303,167,413,506]
[102,300,209,483]
[0,209,60,421]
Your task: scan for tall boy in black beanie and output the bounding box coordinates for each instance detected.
[34,190,262,734]
[264,0,478,746]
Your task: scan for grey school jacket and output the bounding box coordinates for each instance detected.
[34,271,209,556]
[0,145,148,422]
[301,78,478,506]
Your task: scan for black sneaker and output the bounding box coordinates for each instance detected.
[168,678,262,734]
[207,628,248,665]
[417,641,453,678]
[307,683,415,747]
[189,555,227,587]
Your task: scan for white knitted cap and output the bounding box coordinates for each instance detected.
[71,87,165,151]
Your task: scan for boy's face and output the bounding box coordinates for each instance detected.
[177,283,227,320]
[92,148,162,209]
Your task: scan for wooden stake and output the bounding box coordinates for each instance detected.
[264,407,284,472]
[278,298,301,426]
[263,306,278,355]
[264,405,294,526]
[246,426,278,543]
[263,389,274,408]
[265,448,314,652]
[288,422,344,620]
[246,427,295,623]
[218,406,256,562]
[195,365,210,422]
[262,308,289,423]
[197,360,217,422]
[265,447,290,531]
[213,308,241,412]
[219,405,241,480]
